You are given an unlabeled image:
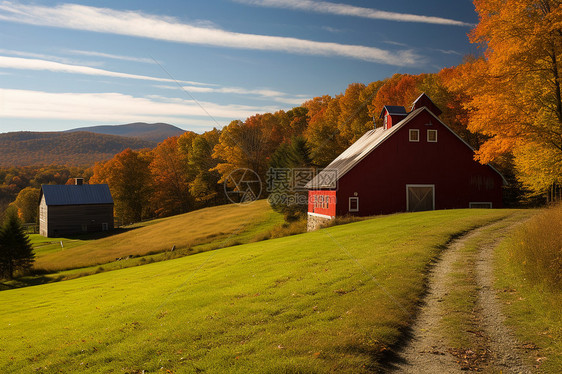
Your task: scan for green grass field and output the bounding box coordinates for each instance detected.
[33,200,283,272]
[0,208,519,373]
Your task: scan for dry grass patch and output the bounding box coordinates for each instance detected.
[34,200,281,271]
[510,203,562,288]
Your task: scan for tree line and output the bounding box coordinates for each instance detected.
[3,0,561,225]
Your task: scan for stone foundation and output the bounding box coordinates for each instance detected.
[307,213,334,231]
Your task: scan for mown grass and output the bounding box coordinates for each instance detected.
[0,209,518,373]
[33,200,283,272]
[494,204,562,372]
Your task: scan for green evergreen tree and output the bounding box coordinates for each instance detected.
[0,207,34,279]
[268,137,314,221]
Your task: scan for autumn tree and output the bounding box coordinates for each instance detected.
[12,187,40,223]
[337,83,376,144]
[456,0,562,195]
[213,117,279,199]
[149,137,193,217]
[90,148,153,224]
[304,94,342,166]
[370,74,422,127]
[0,207,34,279]
[187,129,223,206]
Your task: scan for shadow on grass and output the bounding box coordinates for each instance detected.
[0,274,65,291]
[58,227,136,241]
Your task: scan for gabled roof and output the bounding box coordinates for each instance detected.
[40,184,113,206]
[306,107,507,189]
[379,105,407,118]
[411,93,442,116]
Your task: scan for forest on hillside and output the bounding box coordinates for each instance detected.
[2,0,561,224]
[0,131,155,167]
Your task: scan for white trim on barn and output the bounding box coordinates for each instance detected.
[427,129,438,142]
[409,129,420,142]
[469,202,493,208]
[307,212,334,219]
[349,196,359,212]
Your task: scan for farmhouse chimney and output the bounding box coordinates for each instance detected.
[74,178,84,186]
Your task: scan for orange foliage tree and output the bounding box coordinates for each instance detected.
[453,0,562,194]
[149,137,193,217]
[90,148,153,224]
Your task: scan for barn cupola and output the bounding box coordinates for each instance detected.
[379,105,407,130]
[74,178,84,186]
[411,93,442,116]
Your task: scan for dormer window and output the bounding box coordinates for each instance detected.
[409,129,420,142]
[427,129,438,142]
[383,115,388,129]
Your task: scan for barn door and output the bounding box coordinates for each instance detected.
[407,185,435,212]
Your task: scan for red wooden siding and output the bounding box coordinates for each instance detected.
[334,109,503,216]
[308,190,337,217]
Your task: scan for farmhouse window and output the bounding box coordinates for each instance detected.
[409,129,419,142]
[427,129,438,142]
[349,197,359,212]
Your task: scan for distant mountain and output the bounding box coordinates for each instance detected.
[0,131,156,166]
[65,122,186,143]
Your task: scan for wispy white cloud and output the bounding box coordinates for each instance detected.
[435,49,462,56]
[157,84,309,105]
[0,55,210,86]
[0,88,275,125]
[383,41,410,48]
[235,0,473,27]
[66,49,156,64]
[0,2,422,66]
[0,48,102,65]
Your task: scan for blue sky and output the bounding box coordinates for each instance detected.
[0,0,479,133]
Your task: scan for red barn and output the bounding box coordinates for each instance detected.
[306,93,505,231]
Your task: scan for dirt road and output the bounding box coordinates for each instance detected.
[390,220,534,373]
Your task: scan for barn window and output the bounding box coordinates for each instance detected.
[349,197,359,212]
[427,129,438,142]
[469,202,492,208]
[102,223,109,231]
[409,129,419,142]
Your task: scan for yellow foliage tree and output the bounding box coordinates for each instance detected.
[457,0,562,194]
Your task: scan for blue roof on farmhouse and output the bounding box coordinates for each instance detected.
[379,105,407,118]
[40,184,113,206]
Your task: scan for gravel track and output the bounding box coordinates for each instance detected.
[390,220,534,373]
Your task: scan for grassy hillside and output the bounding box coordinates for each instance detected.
[0,131,155,166]
[34,199,282,272]
[0,208,520,373]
